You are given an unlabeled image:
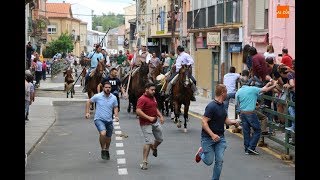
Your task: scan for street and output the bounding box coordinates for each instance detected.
[25,89,295,180]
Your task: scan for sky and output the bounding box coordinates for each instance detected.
[47,0,136,30]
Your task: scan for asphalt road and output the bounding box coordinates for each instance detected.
[25,97,295,180]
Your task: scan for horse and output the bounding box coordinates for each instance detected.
[80,67,87,86]
[126,62,149,113]
[171,65,193,133]
[87,60,106,110]
[64,69,75,98]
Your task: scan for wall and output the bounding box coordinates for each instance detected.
[269,0,295,58]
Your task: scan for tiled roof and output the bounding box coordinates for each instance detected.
[46,3,72,18]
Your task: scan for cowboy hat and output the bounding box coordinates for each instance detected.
[156,74,165,81]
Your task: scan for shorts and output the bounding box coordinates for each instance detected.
[140,121,163,144]
[94,120,114,137]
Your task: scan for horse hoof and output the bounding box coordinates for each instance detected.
[177,124,181,128]
[183,128,187,133]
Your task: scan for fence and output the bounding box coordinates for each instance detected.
[253,90,295,160]
[50,59,66,76]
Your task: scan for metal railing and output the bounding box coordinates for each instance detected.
[256,91,295,160]
[50,59,66,76]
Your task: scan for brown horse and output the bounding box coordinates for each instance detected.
[126,62,149,113]
[64,69,75,98]
[87,60,106,110]
[171,65,193,132]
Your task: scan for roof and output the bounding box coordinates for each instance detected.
[46,3,72,18]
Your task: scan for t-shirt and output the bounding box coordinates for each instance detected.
[101,77,121,96]
[90,92,118,122]
[201,100,227,137]
[117,55,127,65]
[235,85,261,111]
[137,94,158,126]
[223,73,240,94]
[87,52,104,68]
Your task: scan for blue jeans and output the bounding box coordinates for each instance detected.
[240,113,261,152]
[223,93,236,115]
[199,135,227,180]
[94,120,114,137]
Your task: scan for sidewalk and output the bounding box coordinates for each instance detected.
[25,78,87,156]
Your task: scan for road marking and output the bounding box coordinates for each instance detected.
[187,111,295,167]
[115,131,122,135]
[114,126,121,129]
[115,136,123,140]
[113,122,120,125]
[117,158,126,164]
[116,143,124,147]
[118,168,128,175]
[116,150,125,155]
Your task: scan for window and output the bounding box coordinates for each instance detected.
[152,10,154,24]
[47,25,57,34]
[217,0,224,24]
[187,11,193,29]
[226,0,242,23]
[208,5,215,27]
[255,0,268,29]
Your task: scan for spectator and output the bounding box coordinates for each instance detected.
[281,48,293,69]
[42,60,47,81]
[263,44,276,60]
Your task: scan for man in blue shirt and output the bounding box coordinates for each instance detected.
[194,84,239,180]
[85,81,119,160]
[82,44,105,92]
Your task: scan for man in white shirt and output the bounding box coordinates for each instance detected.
[223,66,240,128]
[165,46,197,101]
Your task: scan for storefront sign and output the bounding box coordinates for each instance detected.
[228,43,242,52]
[156,30,164,35]
[277,5,289,18]
[207,32,220,46]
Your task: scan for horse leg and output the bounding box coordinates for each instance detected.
[183,104,190,133]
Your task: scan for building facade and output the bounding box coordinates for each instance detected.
[46,2,87,57]
[123,4,137,51]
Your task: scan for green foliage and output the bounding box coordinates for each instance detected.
[43,32,74,58]
[92,13,125,31]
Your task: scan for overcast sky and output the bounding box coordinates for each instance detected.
[47,0,135,15]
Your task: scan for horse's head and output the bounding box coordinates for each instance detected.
[139,61,149,75]
[96,60,106,77]
[179,65,191,88]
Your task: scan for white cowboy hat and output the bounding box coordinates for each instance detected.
[140,41,147,47]
[156,74,165,81]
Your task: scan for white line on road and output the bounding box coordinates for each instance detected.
[115,136,123,140]
[114,126,121,129]
[117,158,126,164]
[118,168,128,175]
[116,150,125,155]
[115,131,122,135]
[116,143,124,147]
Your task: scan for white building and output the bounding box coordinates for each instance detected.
[86,30,108,53]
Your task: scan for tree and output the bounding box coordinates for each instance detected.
[42,32,74,58]
[92,13,125,31]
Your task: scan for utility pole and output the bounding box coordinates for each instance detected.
[179,0,183,46]
[171,0,176,52]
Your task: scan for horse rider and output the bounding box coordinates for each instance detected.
[130,43,152,69]
[165,46,197,101]
[82,44,105,93]
[148,52,161,83]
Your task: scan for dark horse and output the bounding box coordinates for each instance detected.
[64,69,75,98]
[171,65,193,133]
[87,60,106,110]
[126,62,149,113]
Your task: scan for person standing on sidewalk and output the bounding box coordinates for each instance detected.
[235,80,277,155]
[194,84,239,180]
[85,81,119,160]
[136,82,165,170]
